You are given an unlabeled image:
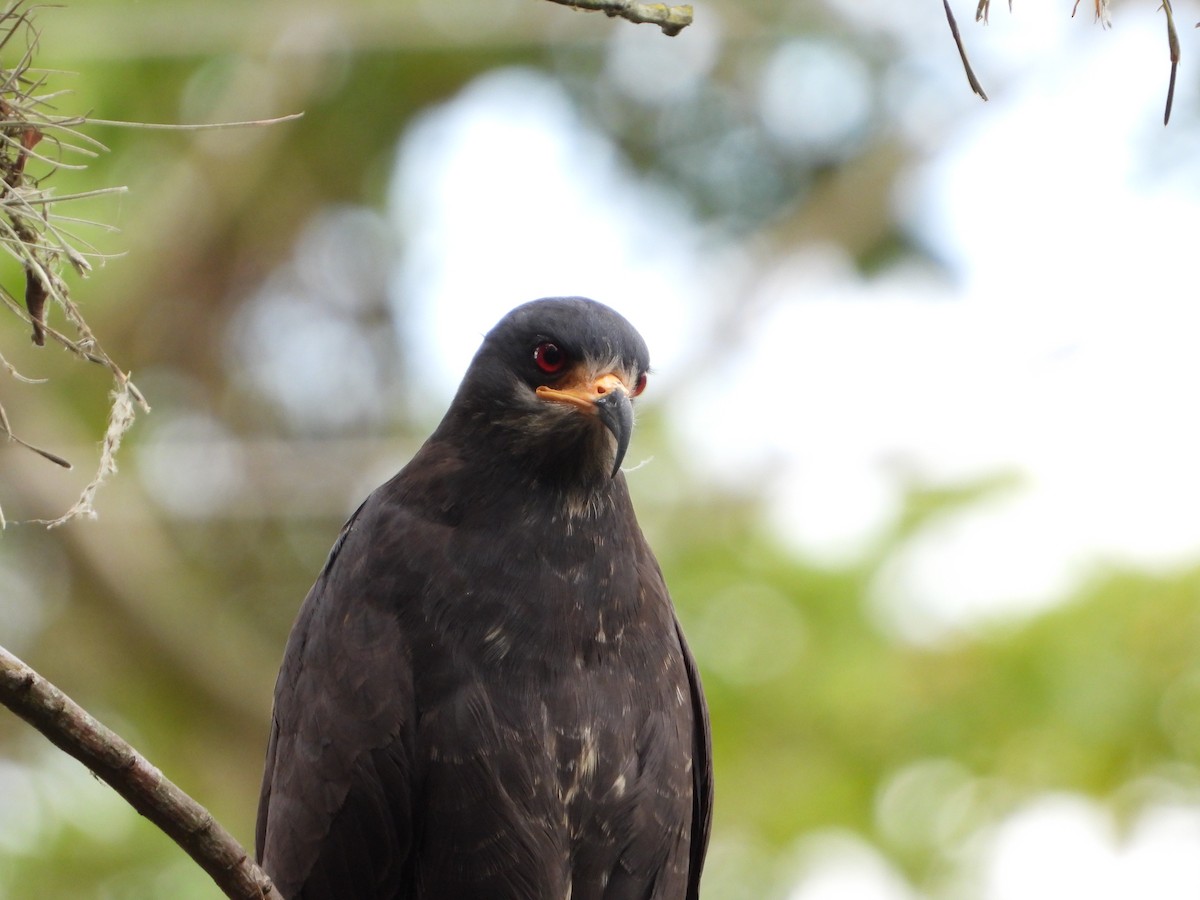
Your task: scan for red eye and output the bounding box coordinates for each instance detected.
[533,342,566,374]
[632,372,647,397]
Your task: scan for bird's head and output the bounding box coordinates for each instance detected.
[442,297,650,489]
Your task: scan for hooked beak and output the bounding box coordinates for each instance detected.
[535,373,634,477]
[593,388,633,477]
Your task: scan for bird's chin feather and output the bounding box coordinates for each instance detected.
[516,404,621,488]
[481,380,620,486]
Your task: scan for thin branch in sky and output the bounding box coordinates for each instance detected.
[974,1,1012,25]
[944,0,989,101]
[963,0,1184,127]
[1162,0,1180,125]
[1072,0,1113,28]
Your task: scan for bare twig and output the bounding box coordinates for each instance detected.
[0,6,299,525]
[1163,0,1180,125]
[0,2,148,524]
[0,346,43,382]
[974,0,1013,24]
[0,643,283,900]
[83,112,304,131]
[1072,0,1113,28]
[944,0,989,100]
[0,347,60,525]
[962,0,1185,126]
[0,396,70,467]
[544,0,693,36]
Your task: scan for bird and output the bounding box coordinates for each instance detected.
[255,297,712,899]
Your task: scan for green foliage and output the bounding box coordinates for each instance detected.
[652,478,1200,892]
[2,3,1198,898]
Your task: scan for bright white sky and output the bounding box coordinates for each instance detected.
[774,795,1200,900]
[389,3,1200,641]
[380,5,1200,896]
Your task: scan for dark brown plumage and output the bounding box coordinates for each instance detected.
[256,297,712,899]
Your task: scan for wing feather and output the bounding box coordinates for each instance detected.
[676,621,713,900]
[256,498,418,898]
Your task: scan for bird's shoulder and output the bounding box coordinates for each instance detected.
[266,443,468,722]
[256,471,448,896]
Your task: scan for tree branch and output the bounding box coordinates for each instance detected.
[0,643,282,900]
[944,0,988,101]
[544,0,693,36]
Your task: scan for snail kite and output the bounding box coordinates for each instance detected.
[256,297,712,899]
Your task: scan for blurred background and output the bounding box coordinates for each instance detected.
[4,0,1200,896]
